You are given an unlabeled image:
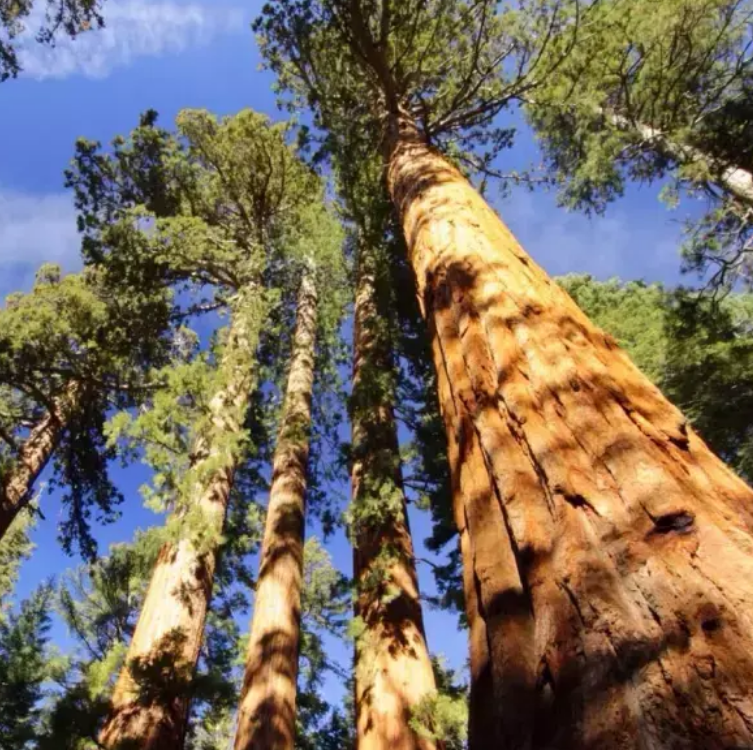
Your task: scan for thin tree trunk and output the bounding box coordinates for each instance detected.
[351,238,437,750]
[608,110,753,206]
[387,112,753,749]
[100,294,262,750]
[0,384,78,542]
[234,269,318,750]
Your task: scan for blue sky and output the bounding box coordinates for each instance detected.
[0,0,706,727]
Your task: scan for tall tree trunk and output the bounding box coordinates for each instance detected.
[351,238,437,750]
[0,384,78,542]
[428,326,519,750]
[100,294,263,750]
[387,112,753,749]
[607,110,753,206]
[234,269,318,750]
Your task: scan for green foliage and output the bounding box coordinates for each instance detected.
[0,583,54,749]
[561,274,753,479]
[409,657,469,750]
[0,0,104,81]
[0,264,171,559]
[296,538,350,749]
[256,0,588,175]
[527,0,753,211]
[526,0,753,287]
[0,512,34,610]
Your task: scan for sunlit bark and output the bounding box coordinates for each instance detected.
[388,112,753,749]
[100,296,261,750]
[351,239,437,750]
[0,384,78,542]
[234,270,318,750]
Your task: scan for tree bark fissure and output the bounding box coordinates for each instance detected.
[351,240,437,750]
[0,383,78,541]
[100,294,262,750]
[427,279,538,748]
[234,270,318,750]
[428,305,497,746]
[387,111,753,749]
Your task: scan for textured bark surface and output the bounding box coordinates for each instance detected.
[234,271,318,750]
[429,327,523,749]
[351,242,437,750]
[100,301,260,750]
[0,384,77,542]
[387,114,753,749]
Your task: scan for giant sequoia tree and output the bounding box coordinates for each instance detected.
[561,274,753,481]
[257,2,753,747]
[349,229,438,750]
[67,107,339,749]
[234,209,346,750]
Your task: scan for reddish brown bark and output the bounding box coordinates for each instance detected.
[234,271,318,750]
[387,114,753,749]
[100,300,261,750]
[429,328,523,748]
[0,384,77,542]
[351,240,437,750]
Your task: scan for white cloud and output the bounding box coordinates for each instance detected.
[17,1,245,80]
[0,190,80,298]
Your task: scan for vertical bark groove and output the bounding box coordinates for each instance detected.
[234,270,318,750]
[351,239,437,750]
[387,112,753,749]
[0,384,78,541]
[100,294,262,750]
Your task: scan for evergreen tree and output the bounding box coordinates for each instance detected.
[257,2,753,746]
[526,0,753,211]
[0,264,171,558]
[524,0,753,286]
[294,537,350,750]
[349,227,439,750]
[0,513,35,609]
[0,584,55,749]
[234,207,346,750]
[68,108,338,749]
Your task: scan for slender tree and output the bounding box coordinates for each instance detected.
[68,108,337,748]
[258,2,753,746]
[234,202,346,750]
[349,230,438,750]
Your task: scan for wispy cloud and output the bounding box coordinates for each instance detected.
[496,188,688,286]
[0,190,80,299]
[17,1,245,80]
